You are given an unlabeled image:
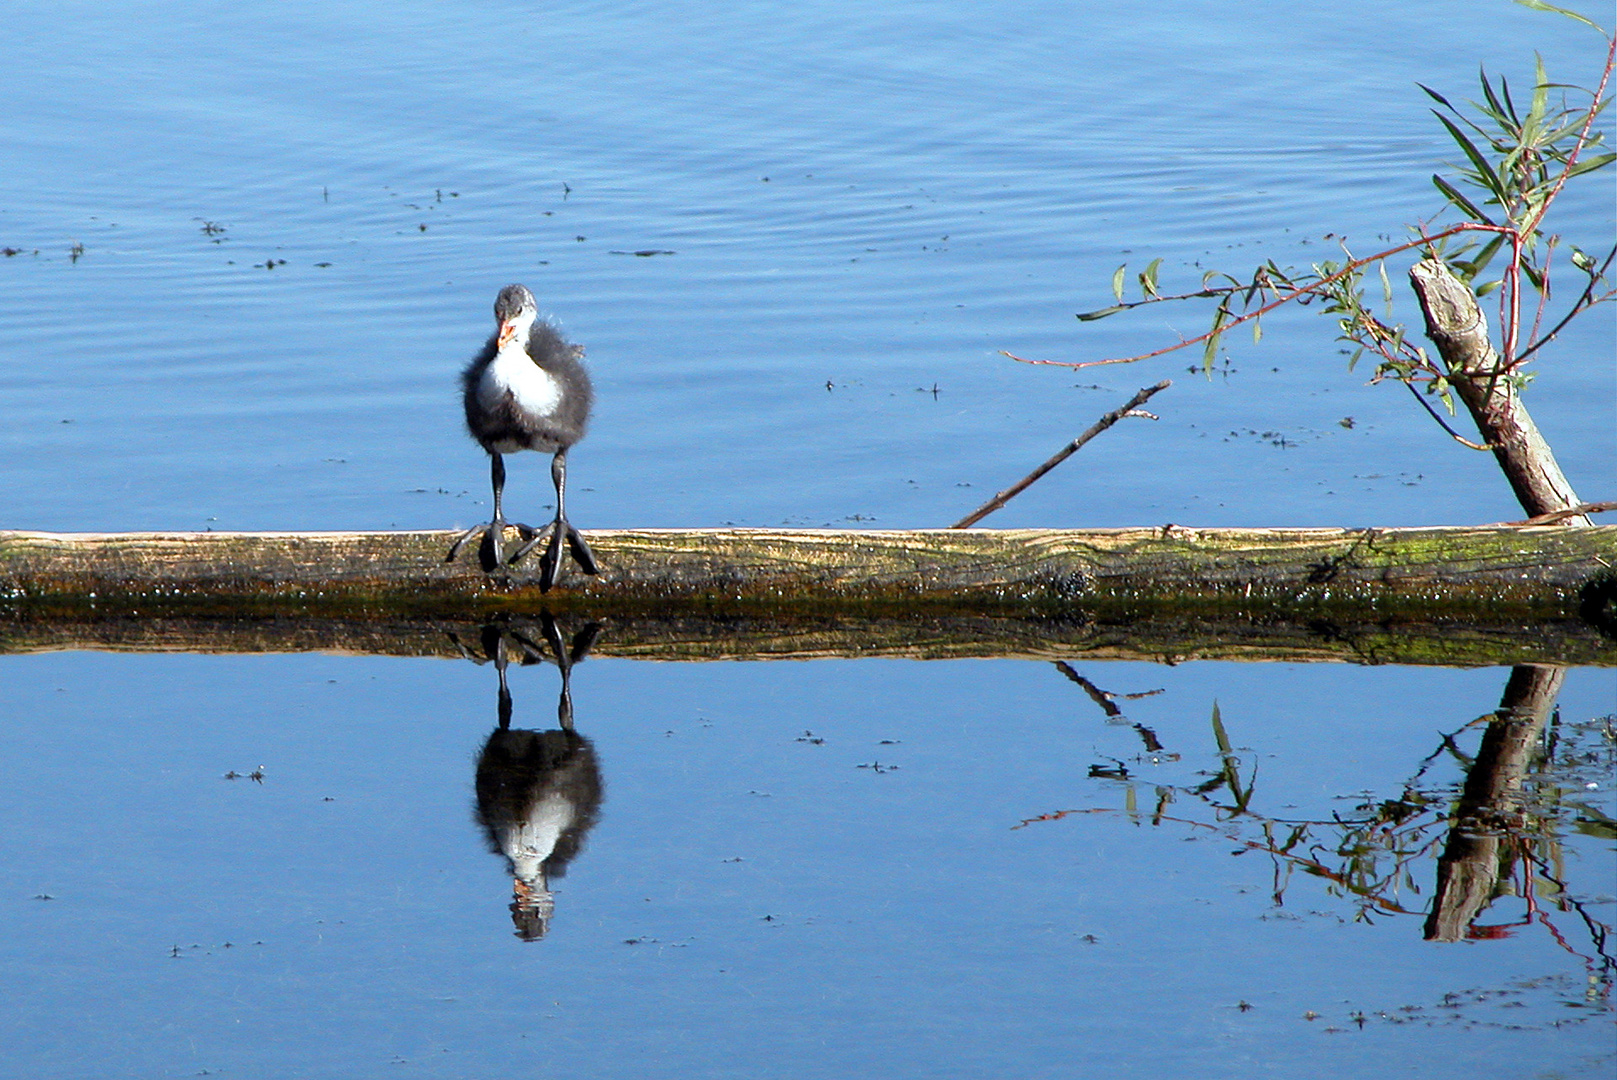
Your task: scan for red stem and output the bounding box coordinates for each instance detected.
[1016,224,1503,370]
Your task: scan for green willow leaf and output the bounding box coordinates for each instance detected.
[1566,151,1617,178]
[1418,82,1456,110]
[1542,114,1599,144]
[1076,304,1126,322]
[1479,68,1512,125]
[1470,234,1507,277]
[1204,306,1226,370]
[1111,264,1127,301]
[1499,74,1521,126]
[1513,0,1608,34]
[1140,257,1163,299]
[1526,56,1550,142]
[1433,113,1507,201]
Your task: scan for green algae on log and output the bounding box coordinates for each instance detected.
[1,526,1612,665]
[0,526,1611,619]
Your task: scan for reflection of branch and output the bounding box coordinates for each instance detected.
[1520,841,1616,979]
[1052,663,1171,755]
[1011,808,1108,830]
[1023,674,1612,961]
[1020,804,1429,916]
[1207,702,1255,815]
[1054,662,1119,716]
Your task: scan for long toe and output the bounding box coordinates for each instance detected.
[564,523,600,576]
[487,524,505,568]
[537,526,566,592]
[508,521,557,566]
[445,522,486,563]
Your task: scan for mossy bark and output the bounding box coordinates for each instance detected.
[1,526,1613,664]
[1,526,1610,616]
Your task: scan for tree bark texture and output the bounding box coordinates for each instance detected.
[1,527,1613,665]
[1408,258,1591,525]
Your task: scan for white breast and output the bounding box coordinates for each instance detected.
[479,341,562,418]
[504,792,577,883]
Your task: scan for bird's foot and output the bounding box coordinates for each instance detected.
[509,519,598,592]
[507,521,557,568]
[564,522,600,576]
[446,521,540,573]
[445,523,487,563]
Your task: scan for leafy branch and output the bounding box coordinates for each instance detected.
[1010,5,1615,451]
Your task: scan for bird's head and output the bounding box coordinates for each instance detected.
[494,284,538,349]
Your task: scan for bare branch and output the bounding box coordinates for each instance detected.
[1402,380,1498,449]
[1496,500,1617,525]
[950,381,1172,528]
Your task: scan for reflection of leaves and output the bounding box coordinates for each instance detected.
[1206,701,1255,813]
[1032,702,1614,965]
[1572,819,1617,840]
[1567,805,1617,839]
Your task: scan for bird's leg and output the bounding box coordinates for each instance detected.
[535,452,569,589]
[511,450,597,588]
[488,452,508,566]
[529,450,600,590]
[446,452,511,567]
[445,522,485,562]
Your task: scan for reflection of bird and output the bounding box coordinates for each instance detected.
[468,618,603,941]
[448,284,599,590]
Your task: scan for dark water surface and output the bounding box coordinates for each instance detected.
[2,1,1614,1076]
[1,650,1613,1079]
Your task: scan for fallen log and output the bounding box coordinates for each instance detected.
[0,526,1612,664]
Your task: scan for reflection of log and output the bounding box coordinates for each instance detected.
[1,611,1611,667]
[1423,664,1563,942]
[1,526,1612,625]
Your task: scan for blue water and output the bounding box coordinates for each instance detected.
[1,1,1614,1076]
[1,652,1612,1079]
[0,0,1610,533]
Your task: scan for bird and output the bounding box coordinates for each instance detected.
[469,618,604,942]
[448,284,599,590]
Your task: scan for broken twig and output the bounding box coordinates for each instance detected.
[950,380,1171,528]
[1496,500,1617,526]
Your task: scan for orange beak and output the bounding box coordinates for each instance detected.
[496,319,518,349]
